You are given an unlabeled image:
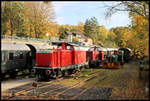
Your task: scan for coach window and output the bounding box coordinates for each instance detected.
[9,53,13,60]
[1,52,3,63]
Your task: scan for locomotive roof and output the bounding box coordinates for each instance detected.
[28,43,53,50]
[52,42,79,47]
[1,42,30,51]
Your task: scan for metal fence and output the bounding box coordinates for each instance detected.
[1,35,64,43]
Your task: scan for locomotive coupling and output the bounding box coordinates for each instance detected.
[46,70,51,75]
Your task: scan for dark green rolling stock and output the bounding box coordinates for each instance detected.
[119,48,131,63]
[1,42,32,79]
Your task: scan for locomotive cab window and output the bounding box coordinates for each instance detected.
[58,46,62,49]
[57,43,62,49]
[96,48,99,51]
[89,48,94,51]
[9,53,14,60]
[66,45,73,50]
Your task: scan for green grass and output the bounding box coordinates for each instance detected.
[58,68,104,87]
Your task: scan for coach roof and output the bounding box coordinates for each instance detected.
[1,42,30,51]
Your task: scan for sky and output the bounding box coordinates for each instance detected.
[52,1,131,30]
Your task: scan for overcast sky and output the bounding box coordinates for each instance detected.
[52,1,131,30]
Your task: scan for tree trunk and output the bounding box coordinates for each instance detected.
[30,24,32,37]
[34,25,37,38]
[10,20,13,39]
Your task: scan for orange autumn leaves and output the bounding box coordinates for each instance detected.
[132,15,149,56]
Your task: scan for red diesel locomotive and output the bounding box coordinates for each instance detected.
[87,46,104,67]
[32,42,89,80]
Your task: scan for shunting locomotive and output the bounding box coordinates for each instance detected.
[32,42,89,80]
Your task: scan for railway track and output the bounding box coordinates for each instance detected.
[1,77,64,99]
[39,69,109,100]
[69,70,113,100]
[2,68,109,100]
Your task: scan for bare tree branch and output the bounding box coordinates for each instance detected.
[104,1,149,20]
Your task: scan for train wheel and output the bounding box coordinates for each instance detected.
[51,70,57,79]
[62,70,69,77]
[62,71,65,77]
[47,75,52,81]
[80,66,84,72]
[57,69,62,78]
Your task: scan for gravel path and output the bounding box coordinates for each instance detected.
[1,78,36,92]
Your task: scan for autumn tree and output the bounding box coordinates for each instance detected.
[1,2,27,37]
[131,16,149,55]
[105,1,149,56]
[24,1,55,38]
[1,2,9,35]
[106,30,117,42]
[77,21,84,33]
[97,26,109,42]
[105,1,149,20]
[1,1,56,39]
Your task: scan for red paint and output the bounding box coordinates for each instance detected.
[36,52,51,67]
[36,43,99,69]
[74,51,86,64]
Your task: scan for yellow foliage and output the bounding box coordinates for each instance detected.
[131,16,149,56]
[77,21,84,34]
[133,16,149,33]
[144,38,149,57]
